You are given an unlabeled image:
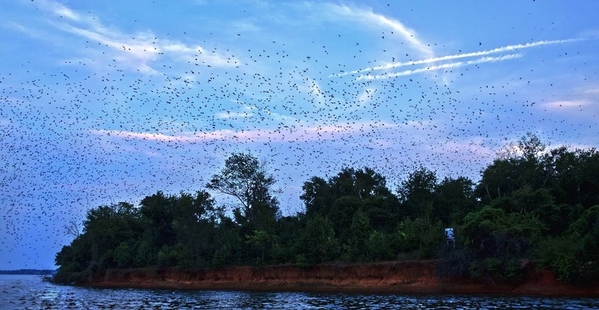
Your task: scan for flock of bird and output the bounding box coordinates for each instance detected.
[0,1,597,268]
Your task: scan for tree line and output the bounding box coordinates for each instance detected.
[53,133,599,286]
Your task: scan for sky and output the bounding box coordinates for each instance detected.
[1,0,598,270]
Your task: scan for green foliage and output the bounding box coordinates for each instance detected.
[434,176,478,226]
[157,245,181,267]
[537,234,581,283]
[52,144,599,287]
[297,215,339,265]
[366,230,394,262]
[301,176,331,217]
[273,215,304,264]
[397,167,437,219]
[462,206,544,259]
[460,205,544,282]
[393,217,444,259]
[538,206,599,285]
[245,229,276,265]
[301,167,399,231]
[345,210,371,261]
[207,152,280,230]
[468,257,525,284]
[114,241,136,268]
[328,196,362,244]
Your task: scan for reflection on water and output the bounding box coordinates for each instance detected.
[1,275,598,309]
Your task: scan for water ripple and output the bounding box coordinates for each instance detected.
[1,275,598,309]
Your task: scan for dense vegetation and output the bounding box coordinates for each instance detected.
[53,134,599,286]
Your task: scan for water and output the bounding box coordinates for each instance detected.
[1,275,598,309]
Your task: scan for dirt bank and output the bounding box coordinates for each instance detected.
[89,261,599,296]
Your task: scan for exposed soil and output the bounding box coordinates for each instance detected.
[88,261,599,296]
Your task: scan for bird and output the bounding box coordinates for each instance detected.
[0,0,596,272]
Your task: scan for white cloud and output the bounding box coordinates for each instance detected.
[323,4,433,59]
[302,3,433,60]
[33,0,239,74]
[304,79,326,107]
[357,87,376,105]
[541,100,591,109]
[583,87,599,95]
[216,110,255,119]
[90,120,398,145]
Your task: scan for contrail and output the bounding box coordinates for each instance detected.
[335,38,583,78]
[357,54,523,81]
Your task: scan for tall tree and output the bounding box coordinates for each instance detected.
[170,191,220,267]
[207,153,280,230]
[301,167,398,236]
[398,167,438,219]
[477,133,550,202]
[300,176,331,217]
[434,176,478,226]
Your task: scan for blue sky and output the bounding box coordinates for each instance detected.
[1,0,598,269]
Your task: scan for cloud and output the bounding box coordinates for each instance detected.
[541,100,591,109]
[90,120,399,145]
[5,21,48,40]
[216,108,255,119]
[356,88,376,108]
[583,87,599,95]
[357,54,523,80]
[315,3,434,59]
[308,79,324,103]
[43,1,81,21]
[32,0,239,74]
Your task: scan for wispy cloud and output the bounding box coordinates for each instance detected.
[316,3,434,59]
[216,106,256,119]
[31,0,239,74]
[298,2,434,58]
[357,54,523,80]
[90,120,399,145]
[307,79,325,104]
[583,87,599,95]
[541,100,591,109]
[356,88,376,109]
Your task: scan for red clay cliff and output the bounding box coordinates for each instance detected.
[89,261,599,296]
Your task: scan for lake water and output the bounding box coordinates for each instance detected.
[1,275,598,309]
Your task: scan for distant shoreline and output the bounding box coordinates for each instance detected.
[83,261,599,297]
[0,269,55,275]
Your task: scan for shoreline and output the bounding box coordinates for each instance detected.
[83,261,599,297]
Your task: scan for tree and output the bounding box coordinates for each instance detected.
[83,202,143,269]
[461,206,545,283]
[300,176,331,217]
[301,167,399,232]
[462,206,544,257]
[170,191,220,267]
[245,229,276,265]
[328,196,362,244]
[477,133,550,203]
[434,176,478,226]
[140,191,177,250]
[207,153,280,230]
[297,215,339,265]
[398,167,438,219]
[349,209,371,261]
[63,218,82,238]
